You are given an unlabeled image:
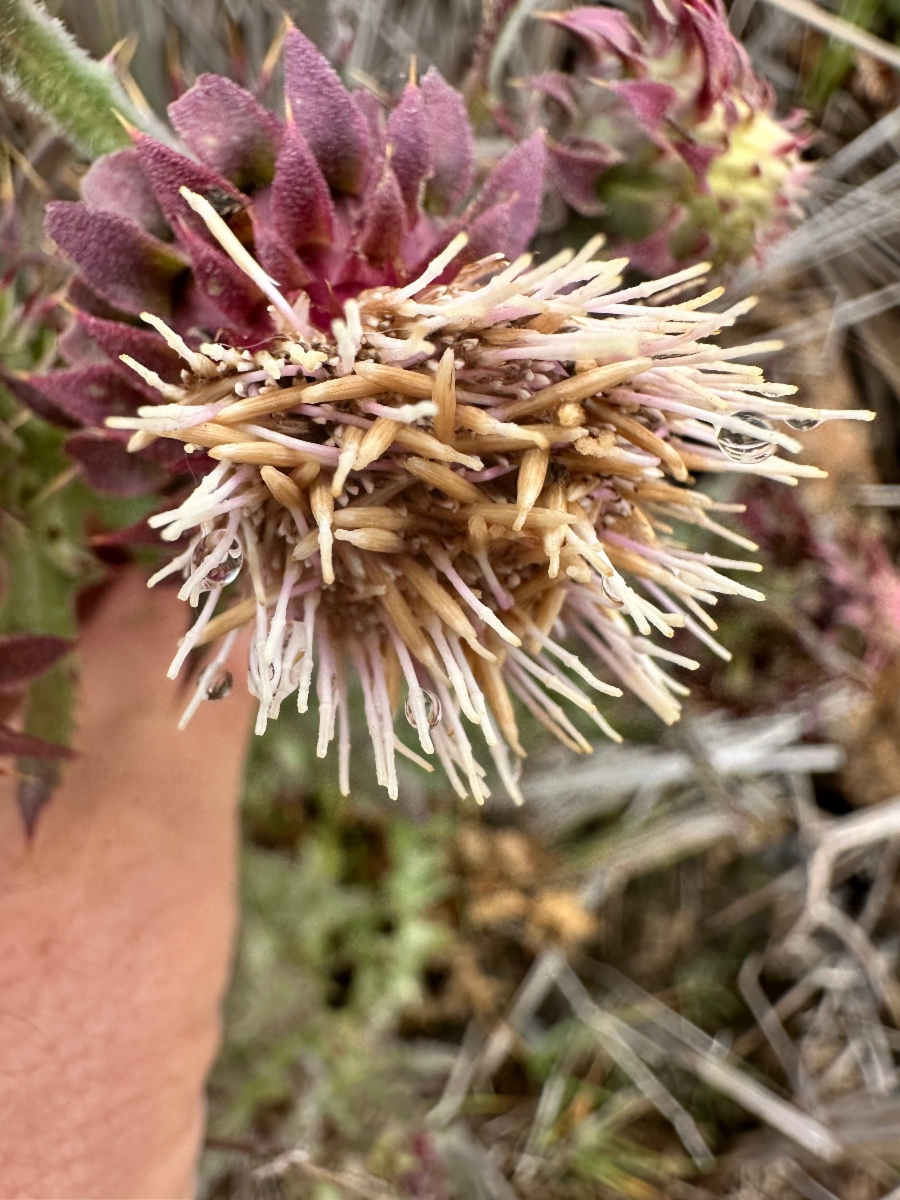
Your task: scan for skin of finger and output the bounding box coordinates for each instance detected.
[0,571,254,1199]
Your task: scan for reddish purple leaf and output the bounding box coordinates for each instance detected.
[271,122,335,249]
[175,220,275,340]
[607,80,678,137]
[22,365,156,427]
[66,431,170,496]
[420,67,475,213]
[0,365,79,428]
[89,491,212,551]
[252,230,315,296]
[619,205,691,277]
[467,132,546,260]
[80,148,168,240]
[357,162,405,265]
[675,138,721,179]
[57,319,110,368]
[132,134,247,243]
[168,74,281,190]
[283,27,372,195]
[685,0,747,120]
[66,278,136,325]
[387,82,431,226]
[462,196,514,265]
[0,635,73,693]
[71,312,185,383]
[542,8,643,61]
[470,0,520,83]
[354,91,386,148]
[0,723,74,759]
[524,72,580,118]
[547,139,621,216]
[251,187,316,293]
[45,201,188,318]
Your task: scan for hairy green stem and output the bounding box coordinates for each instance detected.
[0,0,149,158]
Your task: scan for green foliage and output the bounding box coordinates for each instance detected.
[0,281,156,794]
[673,956,744,1033]
[0,0,150,159]
[804,0,890,108]
[500,1022,702,1198]
[207,724,451,1158]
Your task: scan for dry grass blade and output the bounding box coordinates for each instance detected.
[787,795,900,1021]
[738,952,802,1090]
[678,1046,843,1161]
[553,959,716,1170]
[759,0,900,72]
[254,1148,399,1199]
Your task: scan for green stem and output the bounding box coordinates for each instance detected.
[0,0,150,158]
[16,658,77,833]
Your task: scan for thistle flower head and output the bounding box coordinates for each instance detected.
[20,26,872,805]
[530,0,809,274]
[101,219,870,803]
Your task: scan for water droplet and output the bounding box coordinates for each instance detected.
[716,411,776,464]
[405,689,442,729]
[785,415,822,431]
[601,576,625,607]
[206,668,233,700]
[192,530,243,589]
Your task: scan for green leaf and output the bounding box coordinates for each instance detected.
[803,0,884,108]
[0,0,152,159]
[16,658,77,834]
[0,511,79,638]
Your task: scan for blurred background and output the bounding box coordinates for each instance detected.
[5,0,900,1196]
